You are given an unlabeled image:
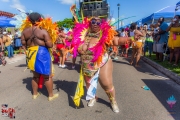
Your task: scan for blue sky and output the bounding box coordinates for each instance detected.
[0,0,180,27]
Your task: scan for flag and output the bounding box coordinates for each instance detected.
[73,67,84,107]
[86,69,100,100]
[27,46,52,75]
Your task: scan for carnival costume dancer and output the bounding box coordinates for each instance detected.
[56,27,67,68]
[72,16,145,113]
[130,23,146,67]
[21,12,59,101]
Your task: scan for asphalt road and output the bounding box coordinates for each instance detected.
[0,55,180,120]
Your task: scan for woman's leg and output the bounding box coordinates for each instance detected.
[121,48,125,56]
[84,75,97,106]
[135,47,142,67]
[58,49,63,67]
[32,71,58,100]
[32,71,40,97]
[43,75,53,97]
[61,48,67,68]
[99,59,119,113]
[125,47,129,57]
[169,48,174,63]
[174,47,180,65]
[130,48,137,65]
[72,57,76,68]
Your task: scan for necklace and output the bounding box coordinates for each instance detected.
[86,31,101,38]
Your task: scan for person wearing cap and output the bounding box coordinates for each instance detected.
[3,31,14,59]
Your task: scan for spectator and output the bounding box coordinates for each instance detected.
[3,31,14,59]
[0,29,6,66]
[14,29,23,54]
[167,15,180,66]
[144,26,154,57]
[154,17,169,62]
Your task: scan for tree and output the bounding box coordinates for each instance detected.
[57,18,74,29]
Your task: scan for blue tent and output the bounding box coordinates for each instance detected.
[0,16,15,27]
[142,6,180,24]
[176,1,180,11]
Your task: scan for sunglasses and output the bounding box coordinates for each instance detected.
[91,19,101,26]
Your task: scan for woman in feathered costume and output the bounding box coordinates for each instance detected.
[71,16,145,114]
[20,12,59,101]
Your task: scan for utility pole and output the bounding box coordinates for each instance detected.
[117,3,120,30]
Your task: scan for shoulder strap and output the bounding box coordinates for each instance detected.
[25,27,37,49]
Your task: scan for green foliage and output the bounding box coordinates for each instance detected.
[146,53,180,76]
[57,18,74,29]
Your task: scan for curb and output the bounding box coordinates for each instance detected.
[141,57,180,84]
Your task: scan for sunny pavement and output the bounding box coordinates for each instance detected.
[0,55,180,120]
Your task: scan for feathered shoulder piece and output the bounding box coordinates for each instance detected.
[20,17,58,44]
[72,18,90,57]
[72,17,117,65]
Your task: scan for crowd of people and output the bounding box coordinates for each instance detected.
[0,28,24,66]
[18,10,146,113]
[1,10,179,114]
[115,16,180,67]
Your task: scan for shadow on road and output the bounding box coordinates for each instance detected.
[53,80,85,108]
[64,61,81,73]
[22,77,49,97]
[53,80,111,109]
[16,64,27,67]
[142,79,180,120]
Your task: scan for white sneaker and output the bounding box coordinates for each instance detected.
[88,98,96,107]
[61,65,67,68]
[114,57,118,60]
[58,65,62,68]
[111,101,119,113]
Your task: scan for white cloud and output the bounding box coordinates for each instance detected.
[1,0,9,2]
[58,0,78,5]
[10,0,26,11]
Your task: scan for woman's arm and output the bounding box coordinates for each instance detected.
[0,38,4,51]
[166,23,173,32]
[112,36,132,46]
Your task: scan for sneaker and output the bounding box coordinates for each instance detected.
[88,98,96,107]
[61,65,67,68]
[114,57,118,60]
[58,65,62,68]
[48,93,59,101]
[110,101,119,113]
